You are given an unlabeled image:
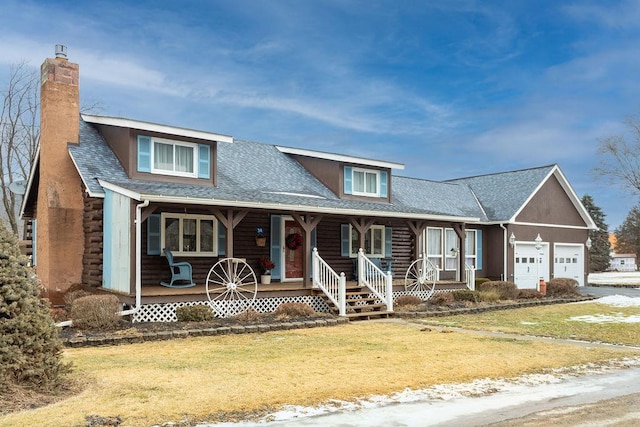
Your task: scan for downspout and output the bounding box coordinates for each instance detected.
[119,199,149,317]
[56,198,150,327]
[499,223,508,281]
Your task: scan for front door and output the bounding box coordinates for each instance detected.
[283,218,304,281]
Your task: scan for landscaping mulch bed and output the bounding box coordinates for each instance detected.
[59,314,347,348]
[59,296,595,348]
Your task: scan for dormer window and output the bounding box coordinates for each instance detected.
[344,166,388,198]
[353,169,379,196]
[137,135,211,179]
[153,138,197,178]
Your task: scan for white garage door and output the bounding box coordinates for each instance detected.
[554,244,584,287]
[514,243,549,289]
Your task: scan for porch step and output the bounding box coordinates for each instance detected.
[314,287,394,321]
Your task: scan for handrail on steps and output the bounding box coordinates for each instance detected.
[357,249,394,312]
[312,248,346,316]
[465,263,476,291]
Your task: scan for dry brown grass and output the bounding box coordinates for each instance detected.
[0,322,634,427]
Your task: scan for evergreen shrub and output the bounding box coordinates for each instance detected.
[175,304,215,322]
[0,221,68,389]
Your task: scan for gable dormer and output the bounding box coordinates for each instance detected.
[81,114,233,186]
[276,146,404,203]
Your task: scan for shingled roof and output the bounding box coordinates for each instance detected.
[68,116,567,224]
[445,166,556,222]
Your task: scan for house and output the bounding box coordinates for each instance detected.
[608,234,637,272]
[21,48,597,321]
[609,254,637,272]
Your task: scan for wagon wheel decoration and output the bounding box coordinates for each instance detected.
[404,257,436,299]
[206,258,258,317]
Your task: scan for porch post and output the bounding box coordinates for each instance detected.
[453,223,466,283]
[350,217,376,252]
[291,213,323,287]
[408,220,428,260]
[211,209,249,258]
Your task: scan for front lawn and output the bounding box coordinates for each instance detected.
[417,301,640,346]
[0,321,636,427]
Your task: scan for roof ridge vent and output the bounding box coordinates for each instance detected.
[55,44,68,59]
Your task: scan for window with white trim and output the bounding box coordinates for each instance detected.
[444,228,458,270]
[352,168,380,197]
[152,138,197,178]
[161,213,218,256]
[350,225,385,257]
[425,227,443,268]
[465,229,477,267]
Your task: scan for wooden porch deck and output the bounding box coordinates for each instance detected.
[138,279,466,297]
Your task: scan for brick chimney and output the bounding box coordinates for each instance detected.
[37,45,84,305]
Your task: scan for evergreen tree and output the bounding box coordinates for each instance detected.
[581,195,611,272]
[0,220,68,389]
[615,205,640,261]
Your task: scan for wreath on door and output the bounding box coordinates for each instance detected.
[285,232,303,250]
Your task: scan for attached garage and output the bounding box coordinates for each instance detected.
[513,243,549,289]
[553,244,584,286]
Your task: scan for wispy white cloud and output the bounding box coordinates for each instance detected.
[563,0,640,29]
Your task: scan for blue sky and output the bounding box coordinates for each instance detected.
[1,0,639,228]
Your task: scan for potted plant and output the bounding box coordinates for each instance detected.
[258,257,275,285]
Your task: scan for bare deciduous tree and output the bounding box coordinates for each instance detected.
[0,62,40,236]
[594,115,640,193]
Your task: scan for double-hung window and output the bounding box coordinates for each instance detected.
[425,227,443,268]
[352,168,379,197]
[138,135,210,179]
[465,230,477,267]
[349,225,385,257]
[444,228,458,270]
[161,213,217,256]
[152,138,197,178]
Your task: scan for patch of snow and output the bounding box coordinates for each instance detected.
[588,272,640,285]
[520,321,538,325]
[592,295,640,307]
[209,358,640,427]
[568,314,640,323]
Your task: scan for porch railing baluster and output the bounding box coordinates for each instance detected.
[312,248,346,316]
[357,249,393,312]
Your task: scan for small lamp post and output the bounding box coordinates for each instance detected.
[509,232,516,248]
[534,234,543,291]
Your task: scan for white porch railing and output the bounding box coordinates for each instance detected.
[465,263,476,291]
[358,249,394,312]
[312,248,346,316]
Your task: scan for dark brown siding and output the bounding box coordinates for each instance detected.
[292,155,342,197]
[92,124,131,175]
[483,225,506,281]
[139,208,424,287]
[82,194,103,288]
[290,154,392,203]
[92,123,217,186]
[516,174,586,226]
